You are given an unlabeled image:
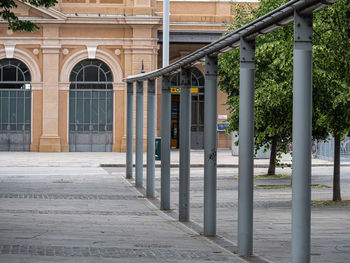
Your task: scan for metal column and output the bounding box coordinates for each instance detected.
[179,68,191,222]
[292,11,313,263]
[238,38,255,256]
[147,79,156,197]
[135,81,144,188]
[163,0,169,67]
[126,82,134,179]
[204,55,218,236]
[161,76,171,210]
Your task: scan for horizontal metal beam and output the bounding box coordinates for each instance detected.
[157,30,225,44]
[124,0,337,83]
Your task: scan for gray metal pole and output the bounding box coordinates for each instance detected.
[161,76,171,210]
[179,67,191,222]
[204,55,218,236]
[147,79,156,197]
[163,0,169,67]
[135,81,144,188]
[292,11,313,263]
[238,38,255,256]
[126,82,134,179]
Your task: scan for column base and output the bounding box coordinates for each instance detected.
[39,136,61,152]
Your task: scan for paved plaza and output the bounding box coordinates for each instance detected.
[0,151,349,262]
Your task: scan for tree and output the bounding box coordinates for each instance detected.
[219,0,296,176]
[313,0,350,201]
[0,0,57,32]
[219,0,329,176]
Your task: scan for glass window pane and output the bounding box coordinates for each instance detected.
[10,98,16,123]
[92,99,98,124]
[99,99,106,124]
[69,97,75,123]
[77,124,83,131]
[199,102,204,125]
[25,98,30,123]
[107,124,113,131]
[84,66,99,81]
[99,91,106,99]
[93,124,98,131]
[84,91,91,98]
[99,70,106,82]
[1,98,8,122]
[25,124,30,131]
[77,99,83,124]
[3,66,16,81]
[17,98,24,123]
[192,102,197,125]
[84,99,90,123]
[69,124,75,131]
[107,97,113,123]
[76,70,84,81]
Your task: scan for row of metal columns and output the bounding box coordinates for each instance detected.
[125,11,313,263]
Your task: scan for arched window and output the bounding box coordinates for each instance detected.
[0,59,31,89]
[169,67,204,87]
[69,59,113,152]
[69,59,113,89]
[0,59,31,151]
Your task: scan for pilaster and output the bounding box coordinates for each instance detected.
[39,32,62,151]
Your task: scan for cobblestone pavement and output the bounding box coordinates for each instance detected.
[127,166,349,263]
[0,164,244,263]
[0,152,349,263]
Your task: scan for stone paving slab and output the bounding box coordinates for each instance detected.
[0,165,244,263]
[0,150,346,168]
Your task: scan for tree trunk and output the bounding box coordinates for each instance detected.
[333,133,342,201]
[267,136,278,176]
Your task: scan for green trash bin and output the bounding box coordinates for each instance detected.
[155,137,161,160]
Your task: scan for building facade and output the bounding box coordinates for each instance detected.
[0,0,257,152]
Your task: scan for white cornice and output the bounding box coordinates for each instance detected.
[0,38,158,47]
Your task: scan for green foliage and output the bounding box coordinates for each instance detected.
[219,0,296,162]
[313,0,350,138]
[0,0,57,32]
[219,0,349,168]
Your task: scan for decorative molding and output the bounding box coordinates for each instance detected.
[113,82,125,91]
[41,46,61,54]
[59,82,70,90]
[114,49,121,56]
[31,82,43,90]
[33,48,40,55]
[5,45,15,58]
[86,45,98,59]
[60,49,124,83]
[0,49,41,82]
[62,48,69,55]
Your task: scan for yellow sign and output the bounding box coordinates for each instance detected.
[191,88,198,93]
[170,87,199,94]
[170,87,180,93]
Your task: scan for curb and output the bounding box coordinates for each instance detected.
[100,163,349,168]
